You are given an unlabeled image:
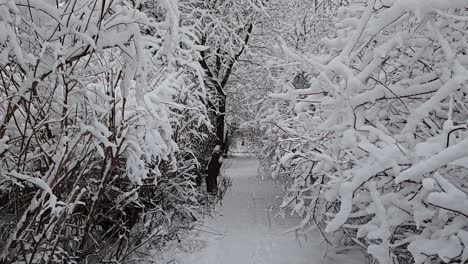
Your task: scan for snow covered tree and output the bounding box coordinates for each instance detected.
[237,0,342,177]
[0,0,210,262]
[178,0,268,193]
[260,0,468,263]
[219,0,339,156]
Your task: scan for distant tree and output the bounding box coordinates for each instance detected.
[177,0,268,192]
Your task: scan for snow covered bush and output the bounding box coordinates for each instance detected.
[0,0,210,262]
[252,0,340,179]
[260,0,468,263]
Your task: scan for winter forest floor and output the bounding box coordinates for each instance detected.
[157,156,364,264]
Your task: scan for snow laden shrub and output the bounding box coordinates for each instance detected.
[0,0,209,263]
[249,0,341,181]
[261,1,468,263]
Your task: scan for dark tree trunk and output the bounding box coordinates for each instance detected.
[216,97,226,146]
[206,148,222,194]
[206,98,226,194]
[199,23,253,195]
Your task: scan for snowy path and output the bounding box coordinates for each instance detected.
[170,157,363,264]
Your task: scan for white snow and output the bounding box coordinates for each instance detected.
[325,182,356,233]
[161,157,364,264]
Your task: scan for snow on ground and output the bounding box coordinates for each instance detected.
[160,157,364,264]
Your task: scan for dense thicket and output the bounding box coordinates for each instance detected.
[4,0,468,263]
[0,0,212,262]
[0,0,272,262]
[256,0,468,263]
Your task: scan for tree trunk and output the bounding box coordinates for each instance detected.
[206,97,226,194]
[216,97,226,146]
[206,148,222,194]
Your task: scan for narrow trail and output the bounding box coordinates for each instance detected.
[170,157,363,264]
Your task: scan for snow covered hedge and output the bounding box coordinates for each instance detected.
[0,0,210,262]
[260,0,468,263]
